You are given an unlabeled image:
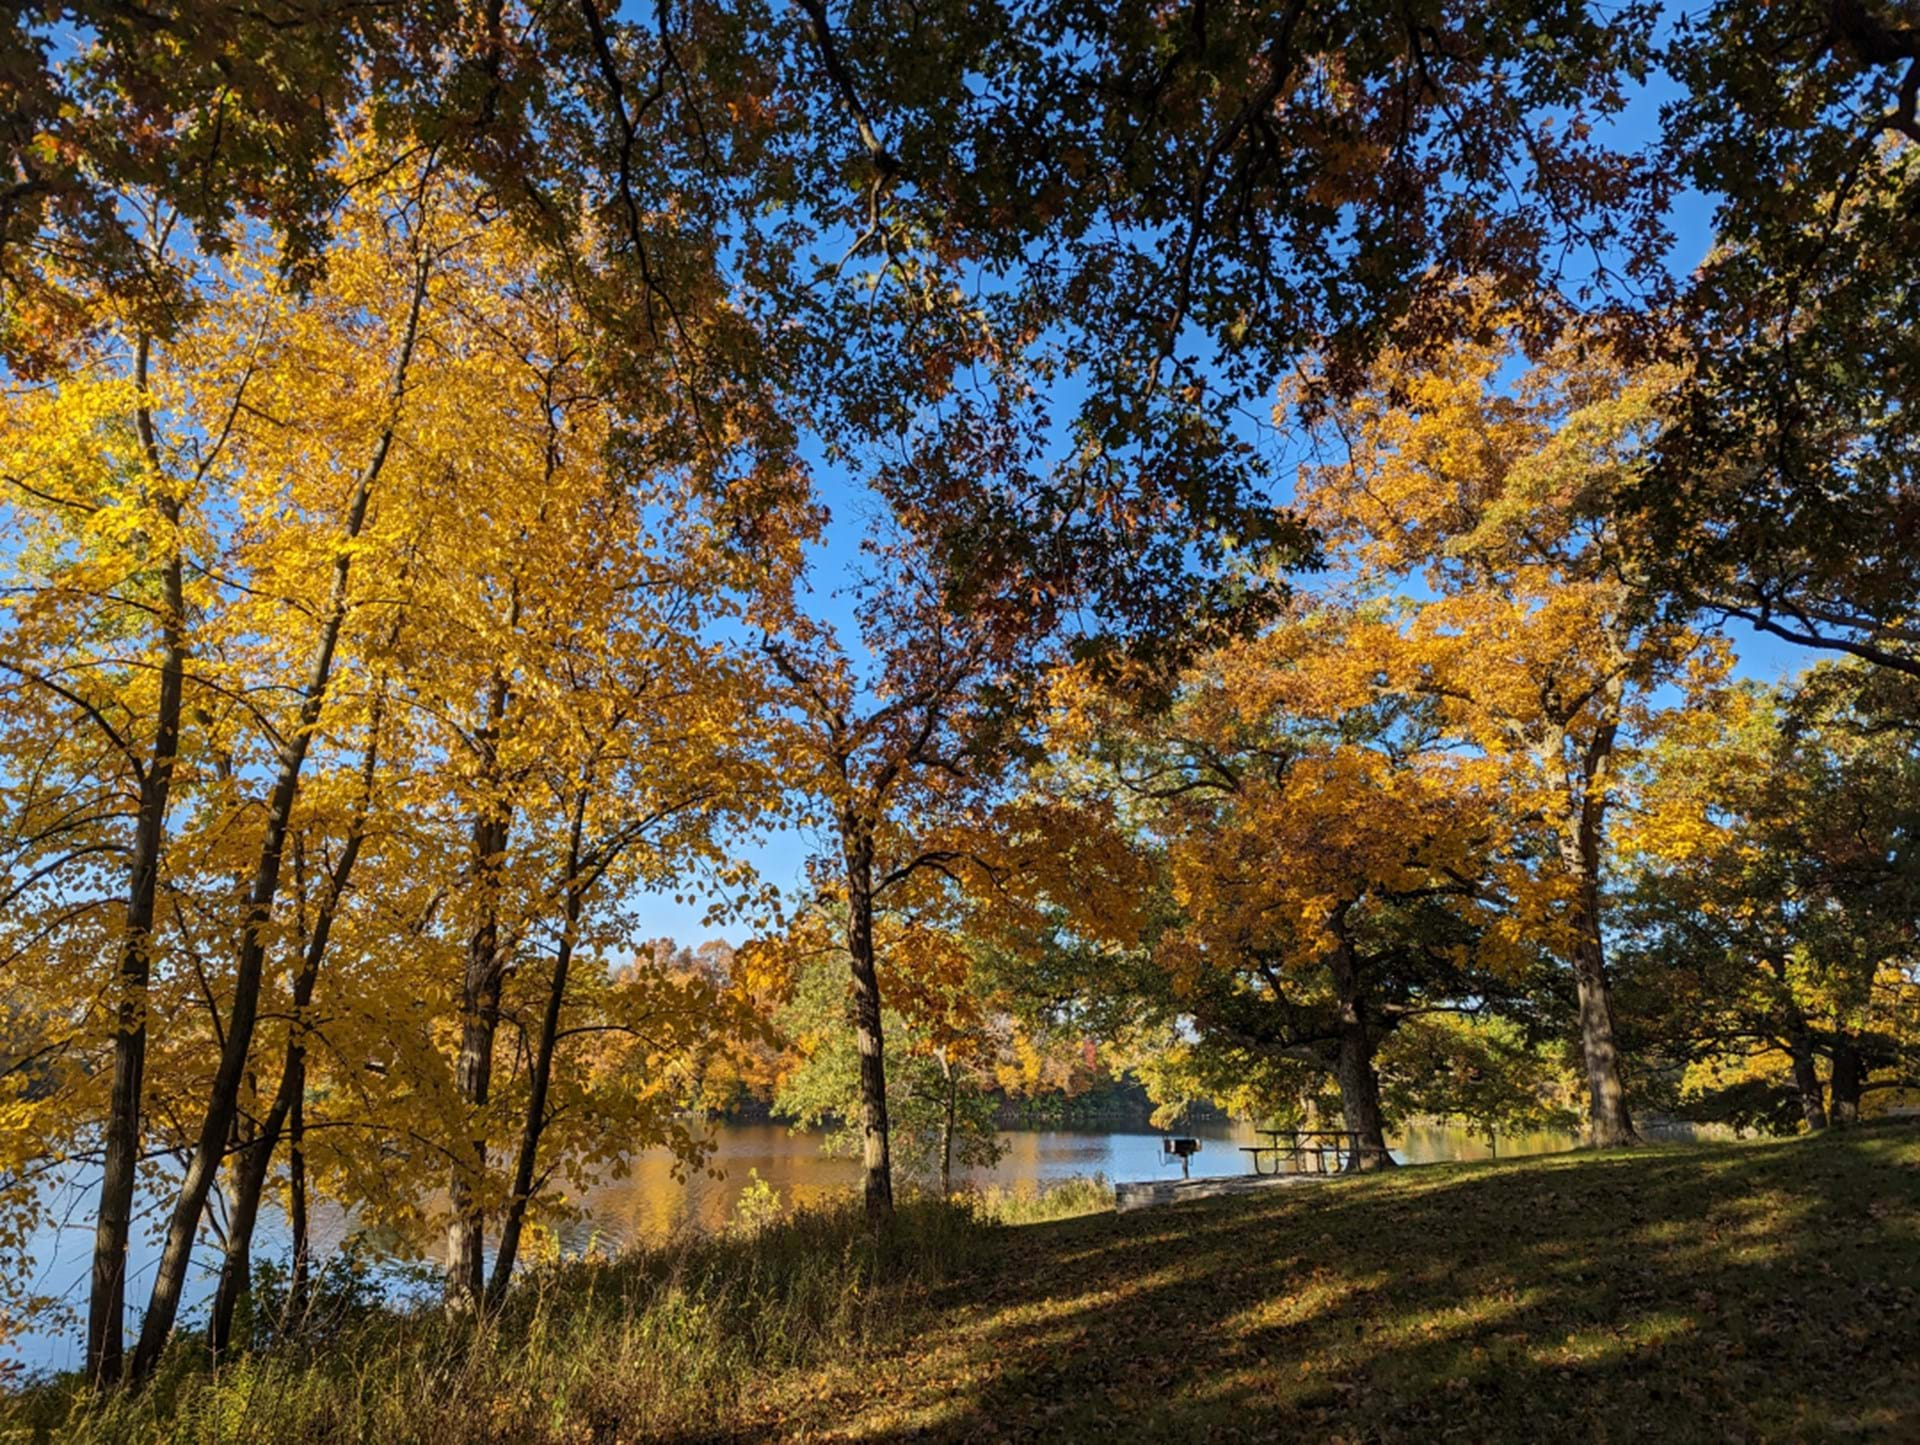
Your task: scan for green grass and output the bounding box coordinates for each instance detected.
[9,1126,1920,1441]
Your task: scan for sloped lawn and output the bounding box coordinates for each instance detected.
[750,1122,1920,1441]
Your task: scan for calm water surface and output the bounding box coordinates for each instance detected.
[560,1118,1579,1248]
[9,1119,1576,1375]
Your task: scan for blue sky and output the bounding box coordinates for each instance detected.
[622,22,1827,949]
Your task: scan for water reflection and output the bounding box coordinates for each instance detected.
[564,1118,1581,1251]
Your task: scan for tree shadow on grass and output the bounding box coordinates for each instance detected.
[742,1123,1920,1442]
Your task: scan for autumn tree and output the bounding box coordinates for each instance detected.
[1,2,770,372]
[220,155,806,1320]
[116,147,472,1381]
[0,122,810,1369]
[1618,667,1920,1132]
[16,0,1808,711]
[0,150,451,1376]
[0,184,216,1378]
[759,536,1024,1221]
[1295,320,1721,1147]
[1056,610,1532,1165]
[353,202,806,1311]
[768,0,1672,631]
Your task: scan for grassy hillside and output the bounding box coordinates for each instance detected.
[754,1124,1920,1442]
[9,1125,1919,1442]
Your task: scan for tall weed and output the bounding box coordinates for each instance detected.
[4,1197,978,1444]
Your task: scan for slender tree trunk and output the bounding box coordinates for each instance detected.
[134,619,333,1373]
[129,255,430,1382]
[207,1073,289,1354]
[1829,1035,1864,1126]
[206,829,308,1359]
[287,1079,309,1323]
[206,998,322,1351]
[447,913,503,1297]
[88,335,187,1386]
[940,1049,956,1198]
[487,797,588,1312]
[482,926,567,1310]
[448,816,508,1307]
[843,819,892,1221]
[209,789,369,1352]
[457,371,560,1307]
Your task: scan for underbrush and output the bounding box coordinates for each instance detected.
[3,1197,978,1444]
[970,1172,1114,1225]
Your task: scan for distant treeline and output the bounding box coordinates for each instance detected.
[709,1074,1226,1132]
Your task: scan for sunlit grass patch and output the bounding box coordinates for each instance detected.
[969,1172,1115,1225]
[1223,1264,1382,1336]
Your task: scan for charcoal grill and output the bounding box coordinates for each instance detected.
[1162,1136,1201,1178]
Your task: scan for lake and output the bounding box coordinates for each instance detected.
[555,1117,1581,1246]
[9,1118,1576,1376]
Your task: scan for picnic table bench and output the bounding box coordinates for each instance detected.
[1239,1129,1391,1175]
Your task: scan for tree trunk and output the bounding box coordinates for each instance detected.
[127,249,429,1383]
[940,1049,955,1198]
[447,661,516,1308]
[209,799,367,1353]
[1333,1022,1393,1170]
[1324,918,1393,1171]
[487,798,588,1312]
[206,1030,317,1352]
[287,1077,309,1325]
[1560,735,1639,1149]
[447,787,514,1305]
[88,334,187,1387]
[207,1074,289,1354]
[1785,1023,1829,1132]
[210,851,285,1356]
[1829,1035,1864,1126]
[133,637,331,1373]
[844,821,892,1221]
[1769,960,1829,1132]
[448,843,506,1306]
[1571,932,1638,1147]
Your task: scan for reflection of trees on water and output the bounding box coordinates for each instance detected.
[571,1120,1588,1254]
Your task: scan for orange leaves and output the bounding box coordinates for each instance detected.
[1285,316,1723,911]
[1039,322,1741,1134]
[1153,646,1509,982]
[1292,308,1672,598]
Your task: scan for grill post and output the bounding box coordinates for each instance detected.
[1162,1136,1200,1179]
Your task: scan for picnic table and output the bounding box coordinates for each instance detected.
[1238,1129,1390,1175]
